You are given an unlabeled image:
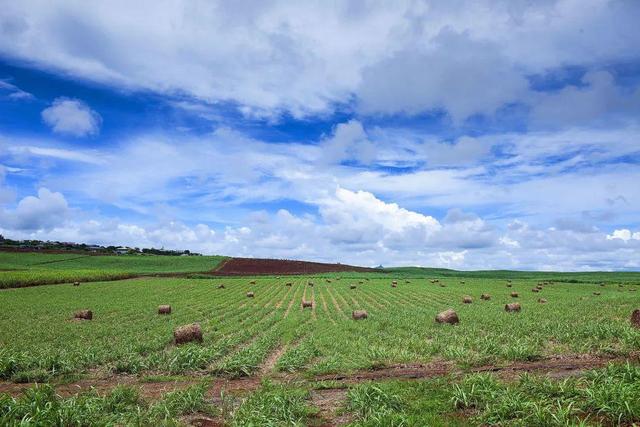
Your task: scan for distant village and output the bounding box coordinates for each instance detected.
[0,235,201,256]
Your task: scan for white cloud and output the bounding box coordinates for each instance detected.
[0,80,34,100]
[607,229,640,242]
[1,188,68,230]
[41,98,101,137]
[1,1,639,120]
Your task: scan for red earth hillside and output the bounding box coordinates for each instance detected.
[213,257,378,276]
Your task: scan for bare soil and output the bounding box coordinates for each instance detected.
[212,257,378,276]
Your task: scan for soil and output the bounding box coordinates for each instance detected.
[212,257,378,276]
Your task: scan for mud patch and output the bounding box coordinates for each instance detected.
[310,388,352,427]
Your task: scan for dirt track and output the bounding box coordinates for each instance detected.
[212,257,378,276]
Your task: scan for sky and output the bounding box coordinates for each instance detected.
[0,0,639,271]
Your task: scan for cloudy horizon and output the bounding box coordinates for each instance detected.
[1,0,639,271]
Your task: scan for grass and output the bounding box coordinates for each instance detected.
[0,252,226,288]
[0,275,638,380]
[0,383,215,426]
[1,253,639,424]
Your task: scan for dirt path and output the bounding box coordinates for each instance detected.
[2,353,633,400]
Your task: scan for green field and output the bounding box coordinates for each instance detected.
[0,252,226,288]
[1,254,639,425]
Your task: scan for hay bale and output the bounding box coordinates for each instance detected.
[285,282,292,286]
[532,288,539,293]
[439,283,446,288]
[391,283,397,288]
[631,309,640,329]
[217,284,225,289]
[350,284,357,289]
[538,298,547,303]
[536,285,543,290]
[301,300,312,309]
[158,305,171,315]
[246,291,254,298]
[435,309,459,324]
[352,310,368,320]
[73,281,80,287]
[462,296,473,304]
[505,303,521,312]
[174,323,202,345]
[392,280,398,285]
[249,280,256,285]
[74,310,92,320]
[480,294,491,301]
[510,292,519,298]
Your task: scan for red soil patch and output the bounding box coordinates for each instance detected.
[213,257,377,276]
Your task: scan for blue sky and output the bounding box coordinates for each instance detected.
[1,0,639,270]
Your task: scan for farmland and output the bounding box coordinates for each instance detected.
[0,252,227,288]
[1,254,639,425]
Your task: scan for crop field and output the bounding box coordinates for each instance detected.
[0,253,226,288]
[1,256,639,425]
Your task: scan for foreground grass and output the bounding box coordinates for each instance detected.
[346,362,640,426]
[0,382,214,426]
[2,363,639,425]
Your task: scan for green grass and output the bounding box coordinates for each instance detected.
[0,382,215,426]
[341,362,640,426]
[1,252,639,424]
[0,252,226,288]
[0,275,638,381]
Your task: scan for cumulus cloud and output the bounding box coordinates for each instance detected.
[607,229,640,242]
[1,188,68,230]
[41,98,101,137]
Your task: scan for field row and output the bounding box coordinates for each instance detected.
[0,276,639,382]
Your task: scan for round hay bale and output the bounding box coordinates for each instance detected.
[158,305,171,315]
[74,310,92,320]
[462,296,473,304]
[435,309,459,324]
[510,292,519,298]
[532,288,539,293]
[73,281,80,287]
[538,298,547,303]
[439,283,446,288]
[301,300,312,309]
[631,309,640,329]
[505,303,521,312]
[392,280,398,285]
[246,291,255,298]
[350,284,357,289]
[536,285,543,290]
[391,283,397,288]
[352,310,368,320]
[217,284,225,289]
[480,293,491,301]
[174,323,202,345]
